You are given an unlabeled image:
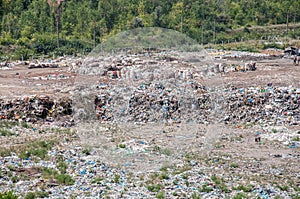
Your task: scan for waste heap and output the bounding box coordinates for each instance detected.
[76,51,214,124]
[223,85,300,126]
[94,80,211,124]
[0,96,73,126]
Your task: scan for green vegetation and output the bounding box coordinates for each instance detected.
[230,162,239,168]
[191,192,201,199]
[233,192,247,199]
[82,146,92,155]
[91,177,104,184]
[0,191,18,199]
[24,192,50,199]
[147,184,163,192]
[1,0,300,59]
[0,139,56,159]
[0,121,17,136]
[19,140,56,160]
[159,172,169,180]
[56,174,75,185]
[235,184,253,192]
[156,191,165,199]
[42,167,74,185]
[24,192,35,199]
[113,174,120,183]
[199,184,213,193]
[292,136,299,142]
[0,128,15,136]
[152,146,172,156]
[118,144,126,149]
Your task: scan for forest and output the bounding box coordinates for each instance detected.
[1,0,300,59]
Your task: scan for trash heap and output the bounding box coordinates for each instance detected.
[224,85,300,126]
[0,96,73,126]
[94,80,211,123]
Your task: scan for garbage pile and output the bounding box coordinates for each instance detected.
[94,80,211,123]
[0,96,73,126]
[224,85,300,126]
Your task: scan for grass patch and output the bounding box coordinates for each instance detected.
[233,192,247,199]
[147,184,163,192]
[118,144,126,149]
[292,136,299,142]
[156,191,165,199]
[113,174,120,183]
[24,191,49,199]
[91,177,104,184]
[42,167,58,179]
[21,122,30,128]
[0,120,18,128]
[173,166,191,175]
[159,172,169,180]
[199,184,213,193]
[56,174,75,185]
[42,167,74,185]
[230,162,239,168]
[191,192,201,199]
[0,190,18,199]
[235,184,253,192]
[82,146,92,155]
[152,146,172,156]
[0,148,11,157]
[278,185,289,191]
[211,175,222,185]
[0,128,15,136]
[18,140,56,160]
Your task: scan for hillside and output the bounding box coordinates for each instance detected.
[1,0,300,59]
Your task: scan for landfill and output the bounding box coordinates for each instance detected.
[0,50,299,198]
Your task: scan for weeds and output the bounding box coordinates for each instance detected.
[235,184,253,192]
[118,144,126,149]
[18,140,56,160]
[152,146,172,156]
[199,184,213,193]
[91,177,104,184]
[230,162,239,168]
[82,146,92,155]
[233,192,247,199]
[292,136,299,142]
[156,191,165,199]
[56,174,75,185]
[147,184,163,192]
[0,191,18,199]
[113,174,120,183]
[0,128,15,136]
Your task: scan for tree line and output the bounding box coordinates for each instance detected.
[1,0,300,59]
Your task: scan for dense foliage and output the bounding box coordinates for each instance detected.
[1,0,300,58]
